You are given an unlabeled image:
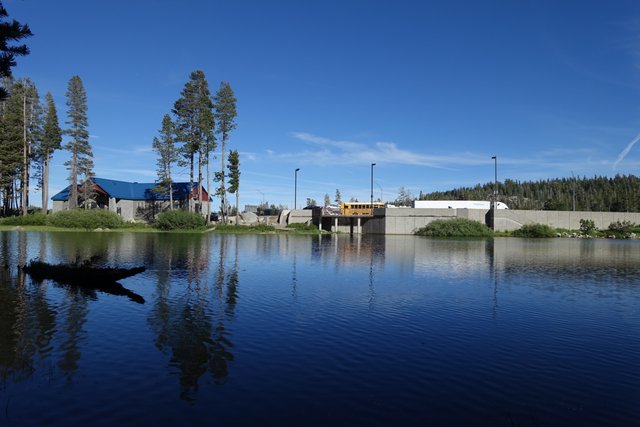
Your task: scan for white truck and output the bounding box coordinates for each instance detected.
[412,200,509,209]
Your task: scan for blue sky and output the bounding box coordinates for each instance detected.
[7,0,640,208]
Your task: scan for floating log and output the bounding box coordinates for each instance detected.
[22,260,146,304]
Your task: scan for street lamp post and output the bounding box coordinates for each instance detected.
[491,156,497,210]
[370,163,376,213]
[571,170,576,212]
[294,168,300,210]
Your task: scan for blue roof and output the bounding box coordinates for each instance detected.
[51,178,205,201]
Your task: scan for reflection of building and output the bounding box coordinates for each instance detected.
[51,177,210,222]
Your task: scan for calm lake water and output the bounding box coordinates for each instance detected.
[0,231,638,426]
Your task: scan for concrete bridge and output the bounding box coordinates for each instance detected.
[285,207,640,235]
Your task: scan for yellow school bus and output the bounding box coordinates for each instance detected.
[340,202,385,216]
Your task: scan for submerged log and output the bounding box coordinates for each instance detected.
[22,260,146,304]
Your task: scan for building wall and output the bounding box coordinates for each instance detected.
[54,197,210,222]
[52,200,67,212]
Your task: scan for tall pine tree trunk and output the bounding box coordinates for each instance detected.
[206,153,211,223]
[42,154,50,212]
[197,147,203,214]
[168,163,173,210]
[220,135,227,224]
[22,95,28,215]
[189,152,194,212]
[69,123,78,209]
[235,191,239,226]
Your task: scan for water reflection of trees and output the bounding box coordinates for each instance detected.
[0,265,57,385]
[0,232,88,385]
[148,234,237,400]
[0,232,130,386]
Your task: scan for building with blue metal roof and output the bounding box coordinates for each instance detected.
[51,177,210,221]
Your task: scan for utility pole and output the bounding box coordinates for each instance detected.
[491,156,497,210]
[294,168,300,210]
[571,171,576,211]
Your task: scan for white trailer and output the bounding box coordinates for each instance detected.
[412,200,509,209]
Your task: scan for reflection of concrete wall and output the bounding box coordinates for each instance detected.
[491,237,640,273]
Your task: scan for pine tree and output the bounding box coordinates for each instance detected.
[64,75,92,209]
[0,78,23,213]
[0,3,32,100]
[213,82,237,224]
[18,78,41,215]
[172,70,215,213]
[334,188,342,205]
[0,78,39,214]
[152,114,178,209]
[35,92,62,213]
[227,149,240,225]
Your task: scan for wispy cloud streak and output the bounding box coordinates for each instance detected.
[285,132,494,169]
[613,131,640,170]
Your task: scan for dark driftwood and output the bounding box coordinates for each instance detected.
[22,261,146,304]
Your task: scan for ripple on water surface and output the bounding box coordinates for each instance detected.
[1,234,639,426]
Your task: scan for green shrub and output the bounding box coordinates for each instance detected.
[47,209,124,230]
[606,220,637,238]
[415,218,493,237]
[1,213,48,226]
[579,218,596,235]
[155,210,206,230]
[512,223,557,238]
[608,220,635,233]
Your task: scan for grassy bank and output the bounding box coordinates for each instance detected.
[0,211,324,235]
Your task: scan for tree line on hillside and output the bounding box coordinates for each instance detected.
[419,175,640,212]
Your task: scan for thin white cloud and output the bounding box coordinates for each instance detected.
[613,131,640,170]
[281,132,520,169]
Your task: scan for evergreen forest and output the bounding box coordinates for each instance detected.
[420,174,640,212]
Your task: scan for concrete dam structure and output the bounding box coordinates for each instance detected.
[285,207,640,235]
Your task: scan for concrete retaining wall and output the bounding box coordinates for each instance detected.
[287,209,314,225]
[290,208,640,235]
[494,210,640,232]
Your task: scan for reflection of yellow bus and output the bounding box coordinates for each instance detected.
[341,202,385,216]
